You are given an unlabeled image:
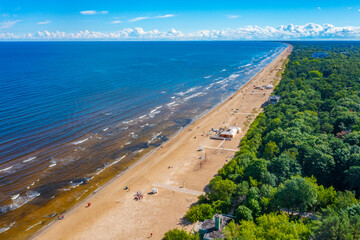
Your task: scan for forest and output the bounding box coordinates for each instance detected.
[164,42,360,240]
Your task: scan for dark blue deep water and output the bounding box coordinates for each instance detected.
[0,41,286,235]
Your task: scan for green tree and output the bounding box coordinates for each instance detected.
[225,213,311,240]
[244,159,268,182]
[208,177,236,202]
[317,185,337,209]
[247,199,262,217]
[315,208,360,240]
[235,206,253,222]
[263,141,279,159]
[345,166,360,192]
[163,229,199,240]
[309,70,323,78]
[269,153,301,184]
[232,181,249,204]
[211,200,231,214]
[185,204,215,223]
[273,176,317,215]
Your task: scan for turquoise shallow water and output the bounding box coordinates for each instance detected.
[0,41,285,235]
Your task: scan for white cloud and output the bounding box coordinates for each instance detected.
[317,7,321,10]
[0,20,22,29]
[111,20,122,24]
[227,15,239,19]
[80,10,108,15]
[153,14,175,19]
[37,20,51,25]
[3,23,360,40]
[129,17,150,22]
[129,14,175,22]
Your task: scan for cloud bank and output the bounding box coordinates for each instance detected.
[2,23,360,40]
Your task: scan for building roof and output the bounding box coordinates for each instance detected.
[220,131,234,136]
[200,215,233,240]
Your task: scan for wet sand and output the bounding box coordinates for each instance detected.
[33,45,292,240]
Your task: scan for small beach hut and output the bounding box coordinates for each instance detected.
[219,127,241,138]
[152,188,158,194]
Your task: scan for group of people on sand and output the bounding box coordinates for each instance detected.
[134,191,143,200]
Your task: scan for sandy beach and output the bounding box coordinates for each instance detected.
[32,45,292,240]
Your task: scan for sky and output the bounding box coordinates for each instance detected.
[1,0,360,40]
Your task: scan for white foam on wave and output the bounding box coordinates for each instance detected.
[221,69,226,72]
[139,114,147,119]
[25,222,41,231]
[49,160,57,168]
[130,132,138,139]
[220,84,229,90]
[167,101,177,107]
[76,190,89,201]
[205,83,215,91]
[61,178,89,192]
[72,138,89,145]
[95,168,106,175]
[109,155,126,167]
[170,96,176,99]
[215,73,239,85]
[122,119,134,125]
[184,92,204,101]
[149,109,161,118]
[125,141,131,145]
[150,106,162,113]
[148,132,162,145]
[134,149,144,154]
[0,191,41,215]
[0,166,13,173]
[103,128,109,132]
[27,179,40,189]
[10,194,20,200]
[23,156,36,163]
[95,155,127,175]
[204,75,212,79]
[175,87,199,96]
[228,73,240,80]
[0,222,15,234]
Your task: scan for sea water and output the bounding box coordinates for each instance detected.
[0,41,286,238]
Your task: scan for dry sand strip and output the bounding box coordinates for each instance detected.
[33,45,292,240]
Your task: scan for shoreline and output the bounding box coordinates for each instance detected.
[31,44,292,240]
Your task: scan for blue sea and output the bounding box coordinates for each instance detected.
[0,41,286,237]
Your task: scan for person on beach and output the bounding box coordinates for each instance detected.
[87,202,91,207]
